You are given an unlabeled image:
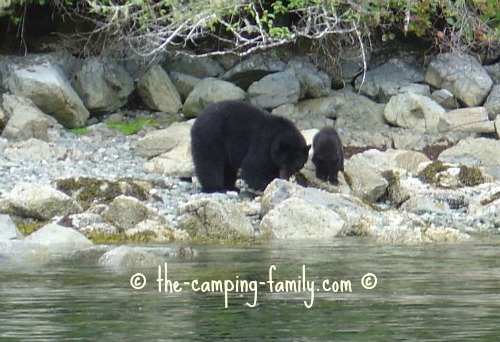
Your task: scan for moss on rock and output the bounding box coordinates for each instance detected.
[458,165,484,187]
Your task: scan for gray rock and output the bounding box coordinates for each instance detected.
[344,153,389,203]
[223,53,287,90]
[272,103,331,130]
[354,58,425,101]
[484,84,500,120]
[329,46,370,87]
[431,88,458,110]
[0,240,52,265]
[136,65,182,114]
[143,142,194,178]
[438,107,495,133]
[260,197,344,239]
[350,148,430,175]
[25,223,92,252]
[484,61,500,84]
[178,197,254,239]
[183,78,246,118]
[288,58,331,98]
[0,106,5,128]
[0,214,24,241]
[248,69,300,109]
[6,182,82,220]
[438,137,500,167]
[168,71,201,101]
[3,138,66,162]
[98,245,165,268]
[425,53,493,107]
[136,120,193,158]
[102,195,165,231]
[496,115,500,139]
[379,82,431,103]
[71,57,134,113]
[164,54,224,79]
[6,59,89,128]
[1,94,58,141]
[384,92,446,132]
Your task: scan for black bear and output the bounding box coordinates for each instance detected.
[312,127,344,185]
[190,100,310,193]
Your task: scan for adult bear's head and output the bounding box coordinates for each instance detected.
[271,129,310,180]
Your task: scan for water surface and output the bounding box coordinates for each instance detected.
[1,238,499,341]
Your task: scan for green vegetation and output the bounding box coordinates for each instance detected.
[105,118,156,135]
[418,160,450,184]
[70,127,89,135]
[458,165,484,186]
[1,0,498,59]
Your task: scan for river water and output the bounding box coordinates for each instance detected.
[1,238,499,341]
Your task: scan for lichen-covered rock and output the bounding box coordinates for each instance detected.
[1,94,58,141]
[164,54,224,79]
[136,65,182,114]
[178,197,254,240]
[102,195,166,231]
[7,182,82,220]
[260,197,344,239]
[425,53,493,107]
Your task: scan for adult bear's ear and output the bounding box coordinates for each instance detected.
[306,144,311,152]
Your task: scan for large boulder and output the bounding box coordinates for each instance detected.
[425,53,493,107]
[182,78,246,117]
[437,107,495,133]
[0,214,24,241]
[136,120,193,158]
[438,137,500,167]
[3,138,66,162]
[384,92,446,132]
[98,245,166,268]
[288,57,331,98]
[260,197,344,239]
[248,69,300,109]
[164,54,224,79]
[71,57,134,113]
[6,58,89,128]
[1,94,58,141]
[354,58,425,101]
[484,85,500,120]
[143,142,194,178]
[102,195,166,231]
[136,65,182,114]
[25,223,93,252]
[222,53,287,90]
[178,197,254,240]
[6,182,82,220]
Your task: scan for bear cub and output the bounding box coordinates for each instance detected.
[191,100,310,193]
[312,127,344,185]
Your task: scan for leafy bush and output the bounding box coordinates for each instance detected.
[2,0,499,59]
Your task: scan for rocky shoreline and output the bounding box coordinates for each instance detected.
[1,48,500,266]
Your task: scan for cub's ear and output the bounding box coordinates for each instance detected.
[306,144,311,152]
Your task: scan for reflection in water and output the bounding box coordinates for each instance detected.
[1,238,499,340]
